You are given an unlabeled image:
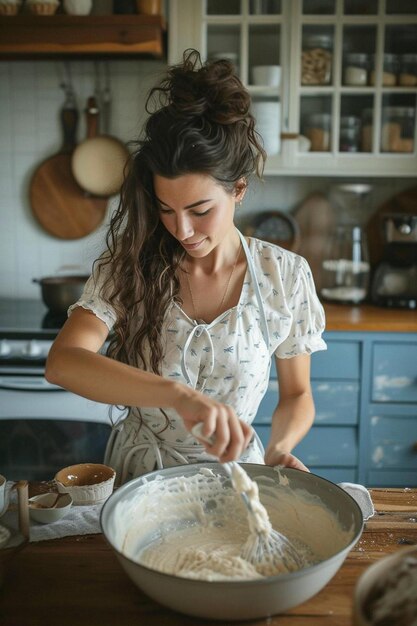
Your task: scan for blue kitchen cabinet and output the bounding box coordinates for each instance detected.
[253,331,417,487]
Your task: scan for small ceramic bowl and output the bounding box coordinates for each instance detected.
[352,544,417,626]
[55,463,116,506]
[28,492,73,524]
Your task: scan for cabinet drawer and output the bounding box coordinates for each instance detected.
[294,427,358,467]
[313,381,359,425]
[370,414,417,470]
[254,381,359,426]
[372,343,417,403]
[311,340,360,380]
[254,425,358,467]
[367,470,417,488]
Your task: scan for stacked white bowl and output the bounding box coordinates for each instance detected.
[251,100,281,155]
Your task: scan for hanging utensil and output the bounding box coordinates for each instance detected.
[29,70,107,240]
[71,67,130,198]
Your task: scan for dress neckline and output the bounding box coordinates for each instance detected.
[173,234,253,328]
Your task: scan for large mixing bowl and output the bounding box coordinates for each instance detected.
[100,463,363,621]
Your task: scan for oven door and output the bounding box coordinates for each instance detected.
[0,375,118,481]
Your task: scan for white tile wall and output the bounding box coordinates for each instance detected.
[0,58,166,298]
[0,59,415,299]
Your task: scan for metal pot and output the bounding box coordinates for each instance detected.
[33,275,89,314]
[101,463,363,621]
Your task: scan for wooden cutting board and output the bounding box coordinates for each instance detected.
[292,192,336,292]
[30,105,108,240]
[366,184,417,267]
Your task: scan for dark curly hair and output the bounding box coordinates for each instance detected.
[99,49,266,381]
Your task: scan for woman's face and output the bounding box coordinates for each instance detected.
[154,173,245,257]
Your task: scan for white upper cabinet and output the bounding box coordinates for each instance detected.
[168,0,417,177]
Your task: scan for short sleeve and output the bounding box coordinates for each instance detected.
[274,255,327,359]
[67,261,117,331]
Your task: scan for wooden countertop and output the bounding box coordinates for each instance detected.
[1,488,417,626]
[323,303,417,333]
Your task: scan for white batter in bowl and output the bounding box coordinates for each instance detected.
[101,463,363,621]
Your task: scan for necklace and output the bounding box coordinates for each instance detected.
[184,242,242,322]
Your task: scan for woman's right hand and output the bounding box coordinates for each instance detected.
[173,386,253,463]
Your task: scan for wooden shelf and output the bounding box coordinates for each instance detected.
[0,14,166,58]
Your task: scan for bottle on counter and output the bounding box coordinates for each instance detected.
[301,33,333,85]
[343,53,369,86]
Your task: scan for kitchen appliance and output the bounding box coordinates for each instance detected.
[0,298,121,481]
[371,214,417,309]
[321,224,370,304]
[321,184,373,304]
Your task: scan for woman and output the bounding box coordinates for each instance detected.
[45,49,326,485]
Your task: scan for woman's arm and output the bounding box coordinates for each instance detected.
[264,353,315,471]
[45,307,252,462]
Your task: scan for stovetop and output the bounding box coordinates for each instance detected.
[0,298,66,338]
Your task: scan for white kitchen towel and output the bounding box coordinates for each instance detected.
[2,501,104,542]
[338,482,375,521]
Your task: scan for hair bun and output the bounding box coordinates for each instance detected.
[149,49,251,125]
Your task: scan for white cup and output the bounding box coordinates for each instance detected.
[0,475,10,517]
[252,65,281,87]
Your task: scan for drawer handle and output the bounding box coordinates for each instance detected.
[413,442,417,453]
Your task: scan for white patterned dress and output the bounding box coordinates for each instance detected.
[69,232,326,484]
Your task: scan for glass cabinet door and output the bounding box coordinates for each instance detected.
[171,0,417,176]
[293,0,417,172]
[203,0,284,157]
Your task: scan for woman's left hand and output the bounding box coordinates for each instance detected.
[264,449,310,472]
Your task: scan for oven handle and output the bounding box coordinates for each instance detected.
[0,376,65,391]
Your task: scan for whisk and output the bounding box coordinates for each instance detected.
[191,423,305,575]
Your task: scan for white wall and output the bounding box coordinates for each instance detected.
[0,59,166,298]
[0,59,415,299]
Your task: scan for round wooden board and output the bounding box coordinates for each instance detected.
[30,153,108,240]
[292,192,336,292]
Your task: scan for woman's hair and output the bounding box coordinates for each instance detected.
[100,49,266,380]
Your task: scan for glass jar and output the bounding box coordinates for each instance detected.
[340,115,361,130]
[381,106,415,153]
[340,116,360,152]
[370,53,398,86]
[321,225,370,304]
[360,108,373,152]
[301,33,333,85]
[343,53,369,86]
[339,128,360,152]
[398,53,417,87]
[304,112,331,151]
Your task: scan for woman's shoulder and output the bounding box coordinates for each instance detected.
[247,236,305,272]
